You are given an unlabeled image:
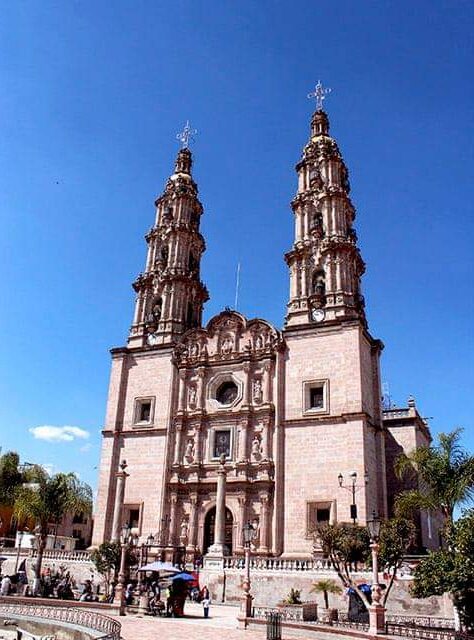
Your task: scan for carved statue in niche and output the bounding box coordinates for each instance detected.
[184,439,195,464]
[189,342,199,358]
[253,378,263,404]
[255,334,264,350]
[179,518,188,544]
[251,435,262,461]
[188,385,197,408]
[221,335,233,355]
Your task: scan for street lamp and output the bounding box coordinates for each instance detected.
[14,527,29,573]
[241,521,257,618]
[367,511,385,635]
[137,534,155,617]
[114,523,138,616]
[338,471,367,524]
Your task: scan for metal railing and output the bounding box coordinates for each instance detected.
[0,603,121,640]
[386,622,474,640]
[387,616,456,630]
[253,607,368,632]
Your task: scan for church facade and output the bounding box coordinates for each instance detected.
[92,104,433,557]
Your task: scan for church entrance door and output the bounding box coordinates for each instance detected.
[203,506,233,555]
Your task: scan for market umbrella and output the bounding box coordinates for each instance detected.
[170,572,195,581]
[137,561,179,573]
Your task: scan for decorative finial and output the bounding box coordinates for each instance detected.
[176,120,197,149]
[307,80,332,111]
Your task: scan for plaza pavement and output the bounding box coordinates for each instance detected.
[115,601,266,640]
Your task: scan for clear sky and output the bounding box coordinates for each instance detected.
[0,1,472,492]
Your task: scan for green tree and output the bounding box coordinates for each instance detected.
[315,523,371,607]
[90,541,122,594]
[395,428,474,525]
[377,517,416,605]
[0,452,23,506]
[13,472,92,594]
[310,578,342,609]
[411,509,474,630]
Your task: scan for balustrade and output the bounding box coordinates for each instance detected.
[0,602,120,640]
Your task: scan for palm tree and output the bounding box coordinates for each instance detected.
[395,428,474,525]
[13,472,92,594]
[310,578,342,609]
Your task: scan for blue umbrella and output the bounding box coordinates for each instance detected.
[171,572,195,581]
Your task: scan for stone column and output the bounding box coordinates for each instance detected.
[235,494,247,554]
[263,361,272,404]
[261,418,270,461]
[167,492,178,547]
[178,370,187,413]
[207,455,228,556]
[174,422,183,465]
[259,493,270,554]
[188,493,198,550]
[243,363,252,407]
[111,460,128,543]
[239,418,249,462]
[195,423,203,464]
[197,368,206,411]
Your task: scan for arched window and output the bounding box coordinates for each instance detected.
[186,302,195,328]
[312,271,326,297]
[161,245,169,266]
[151,297,162,321]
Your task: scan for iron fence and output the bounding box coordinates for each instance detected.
[0,603,121,640]
[386,622,474,640]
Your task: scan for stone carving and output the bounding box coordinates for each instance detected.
[173,311,283,364]
[184,439,194,464]
[253,378,263,404]
[179,518,188,543]
[188,385,197,408]
[221,335,233,355]
[189,342,199,358]
[251,435,262,461]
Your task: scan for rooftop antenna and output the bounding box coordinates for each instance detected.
[234,262,241,309]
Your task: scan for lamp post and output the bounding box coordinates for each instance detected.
[367,511,385,635]
[14,527,29,573]
[137,533,156,617]
[241,521,257,618]
[338,471,367,524]
[114,523,138,616]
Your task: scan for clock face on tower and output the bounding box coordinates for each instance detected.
[311,308,325,323]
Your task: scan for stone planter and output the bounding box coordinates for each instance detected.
[319,607,339,624]
[276,602,318,621]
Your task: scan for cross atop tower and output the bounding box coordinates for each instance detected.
[307,80,332,111]
[176,120,197,149]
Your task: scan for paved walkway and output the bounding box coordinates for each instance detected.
[115,602,267,639]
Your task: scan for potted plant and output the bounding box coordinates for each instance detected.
[310,579,342,623]
[277,588,318,621]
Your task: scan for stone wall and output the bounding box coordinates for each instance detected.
[201,567,453,618]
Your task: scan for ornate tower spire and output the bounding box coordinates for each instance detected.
[128,125,209,347]
[285,85,366,327]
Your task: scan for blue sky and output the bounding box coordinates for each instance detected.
[0,1,472,491]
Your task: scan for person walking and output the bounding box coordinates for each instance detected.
[202,593,210,618]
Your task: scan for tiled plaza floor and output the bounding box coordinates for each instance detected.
[114,602,266,640]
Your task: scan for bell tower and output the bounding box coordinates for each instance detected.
[128,123,209,347]
[285,82,366,328]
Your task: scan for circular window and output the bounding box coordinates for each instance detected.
[216,380,238,405]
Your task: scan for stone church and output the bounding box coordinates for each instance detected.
[92,99,434,558]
